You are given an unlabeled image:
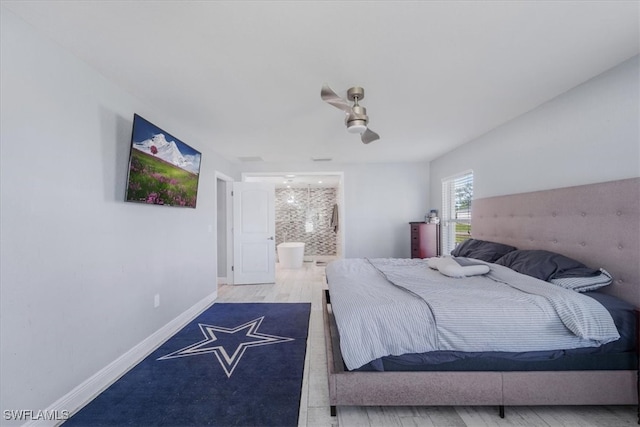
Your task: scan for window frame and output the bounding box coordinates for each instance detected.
[441,170,473,255]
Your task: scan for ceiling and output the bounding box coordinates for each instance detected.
[3,1,638,164]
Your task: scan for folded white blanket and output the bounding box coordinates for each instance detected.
[427,256,490,277]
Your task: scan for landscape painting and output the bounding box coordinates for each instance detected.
[125,114,202,208]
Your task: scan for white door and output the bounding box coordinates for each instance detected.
[232,182,276,284]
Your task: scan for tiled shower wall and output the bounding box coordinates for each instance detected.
[275,187,337,256]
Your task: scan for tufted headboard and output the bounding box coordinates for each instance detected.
[472,177,640,308]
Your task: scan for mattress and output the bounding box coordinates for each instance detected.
[326,258,631,371]
[355,291,637,372]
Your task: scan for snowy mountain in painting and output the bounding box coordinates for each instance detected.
[133,134,200,174]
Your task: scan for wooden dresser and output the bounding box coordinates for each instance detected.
[410,222,440,258]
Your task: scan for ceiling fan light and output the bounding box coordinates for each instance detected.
[347,121,367,134]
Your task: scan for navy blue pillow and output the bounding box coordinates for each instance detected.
[494,249,600,281]
[450,239,517,263]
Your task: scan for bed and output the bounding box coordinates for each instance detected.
[322,177,640,420]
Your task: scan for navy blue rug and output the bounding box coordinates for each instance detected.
[66,303,311,426]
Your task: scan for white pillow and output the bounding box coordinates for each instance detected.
[427,256,490,278]
[427,257,443,270]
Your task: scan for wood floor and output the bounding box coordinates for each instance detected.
[216,261,638,427]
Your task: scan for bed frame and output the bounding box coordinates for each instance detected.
[323,177,640,420]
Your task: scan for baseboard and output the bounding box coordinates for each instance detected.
[217,276,228,285]
[24,292,218,427]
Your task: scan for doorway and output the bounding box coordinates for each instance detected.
[242,172,345,264]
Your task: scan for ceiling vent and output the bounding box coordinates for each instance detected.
[238,156,264,162]
[311,157,333,162]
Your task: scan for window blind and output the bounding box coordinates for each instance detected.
[441,171,473,255]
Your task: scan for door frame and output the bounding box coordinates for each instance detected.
[215,171,235,285]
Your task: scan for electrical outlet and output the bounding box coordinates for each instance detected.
[154,294,160,308]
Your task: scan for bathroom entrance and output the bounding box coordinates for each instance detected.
[243,172,344,266]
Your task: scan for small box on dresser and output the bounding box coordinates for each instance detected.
[410,222,440,258]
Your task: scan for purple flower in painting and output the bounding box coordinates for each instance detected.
[146,193,158,204]
[150,145,158,155]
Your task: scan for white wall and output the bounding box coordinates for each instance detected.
[240,162,431,258]
[430,55,639,208]
[0,9,238,419]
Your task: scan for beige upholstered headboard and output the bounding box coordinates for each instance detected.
[472,177,640,308]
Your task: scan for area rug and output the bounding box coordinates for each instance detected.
[65,302,311,426]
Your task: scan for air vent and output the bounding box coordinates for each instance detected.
[311,157,333,162]
[238,156,264,162]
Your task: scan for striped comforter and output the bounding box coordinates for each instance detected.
[325,258,620,371]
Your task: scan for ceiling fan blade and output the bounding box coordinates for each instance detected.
[361,128,380,144]
[321,84,352,113]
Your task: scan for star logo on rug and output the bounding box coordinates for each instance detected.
[157,316,294,377]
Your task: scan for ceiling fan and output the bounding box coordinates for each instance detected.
[321,84,380,144]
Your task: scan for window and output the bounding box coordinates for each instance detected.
[441,171,473,255]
